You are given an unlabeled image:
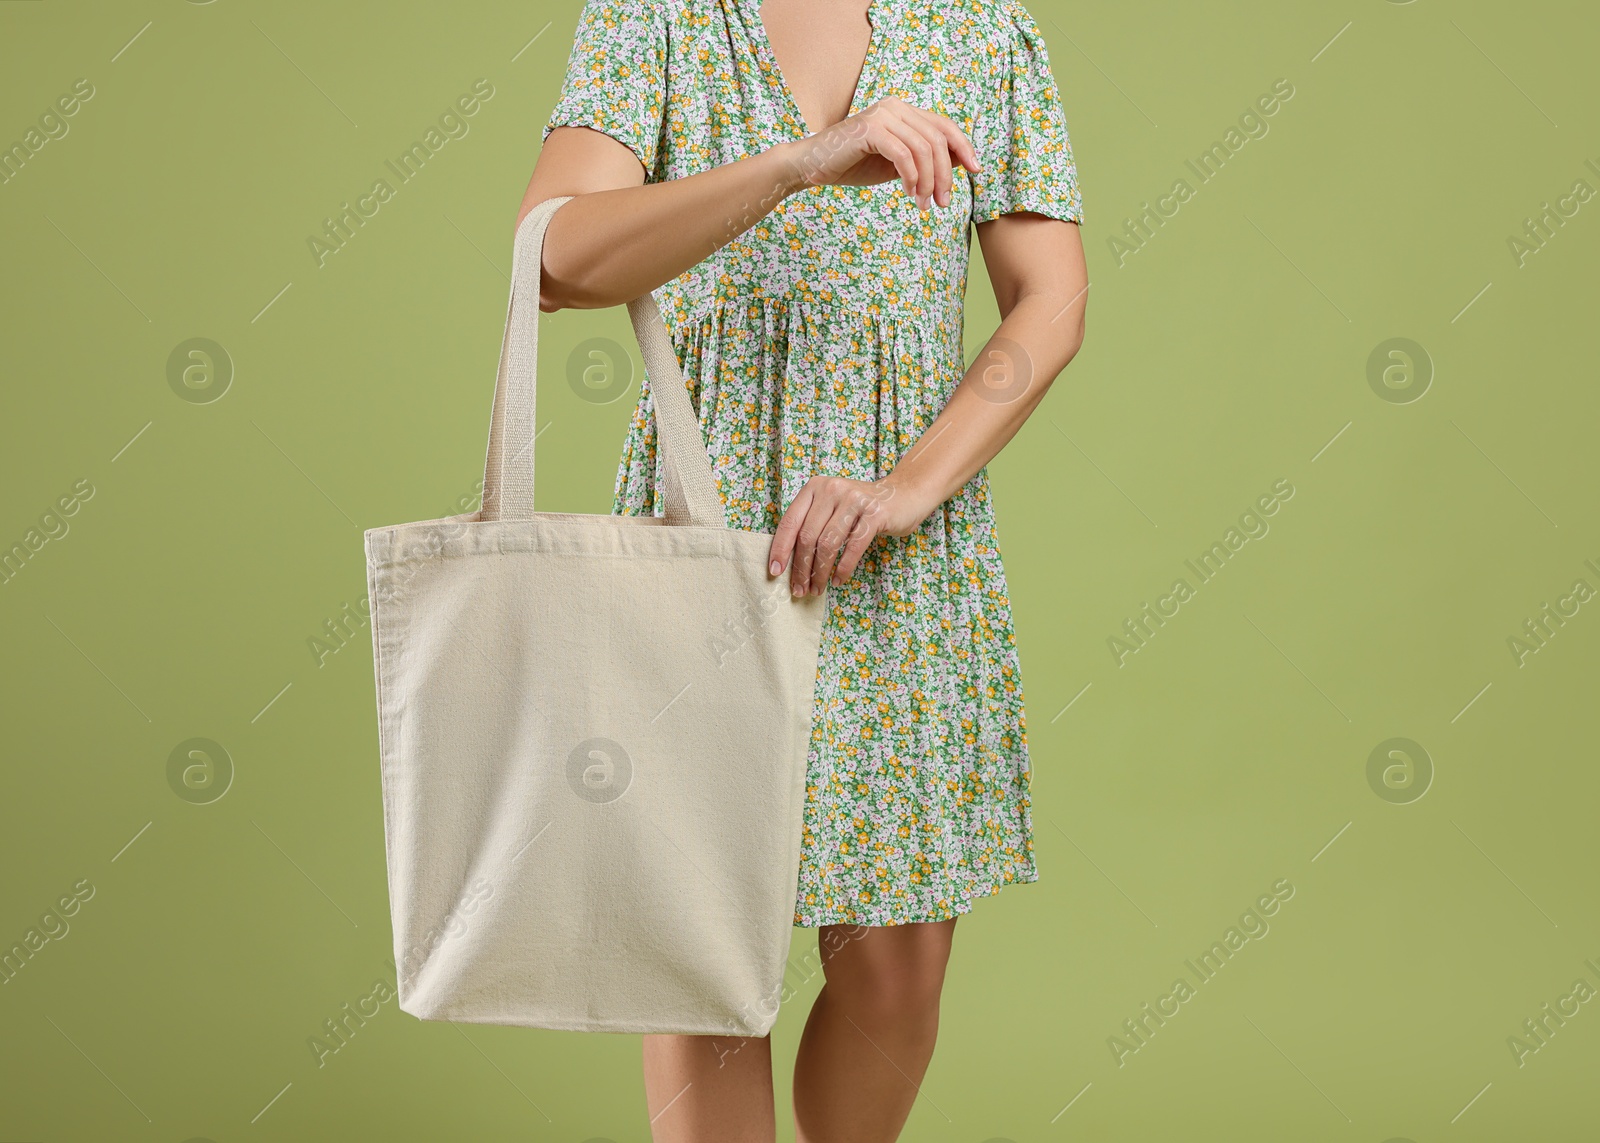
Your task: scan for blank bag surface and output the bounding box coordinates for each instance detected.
[363,195,827,1034]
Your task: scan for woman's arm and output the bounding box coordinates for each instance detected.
[888,211,1088,510]
[519,98,982,312]
[769,211,1088,595]
[517,126,804,312]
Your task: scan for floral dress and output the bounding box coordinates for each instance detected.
[542,0,1084,927]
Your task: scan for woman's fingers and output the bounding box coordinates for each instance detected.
[832,502,879,584]
[794,493,847,596]
[767,482,814,577]
[871,105,938,208]
[771,478,897,595]
[855,98,976,210]
[863,119,925,209]
[910,115,955,208]
[771,473,883,592]
[809,493,865,595]
[786,480,839,596]
[929,112,982,174]
[879,117,937,207]
[881,101,955,207]
[773,480,837,595]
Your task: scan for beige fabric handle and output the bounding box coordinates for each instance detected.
[481,194,726,528]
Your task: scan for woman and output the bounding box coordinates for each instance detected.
[519,0,1086,1137]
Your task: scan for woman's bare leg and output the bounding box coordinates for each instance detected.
[642,1030,775,1142]
[792,919,958,1143]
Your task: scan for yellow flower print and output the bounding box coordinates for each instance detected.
[543,0,1078,928]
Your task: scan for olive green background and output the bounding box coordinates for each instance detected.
[3,0,1597,1140]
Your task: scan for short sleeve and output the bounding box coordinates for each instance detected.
[968,0,1084,225]
[541,0,668,180]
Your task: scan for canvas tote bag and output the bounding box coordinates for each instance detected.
[363,194,827,1035]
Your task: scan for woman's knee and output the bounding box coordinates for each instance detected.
[818,921,954,1019]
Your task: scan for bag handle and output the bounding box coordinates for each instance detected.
[480,194,726,528]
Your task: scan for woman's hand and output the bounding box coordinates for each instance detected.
[778,97,981,213]
[768,475,937,597]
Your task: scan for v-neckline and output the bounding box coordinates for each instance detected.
[748,0,882,140]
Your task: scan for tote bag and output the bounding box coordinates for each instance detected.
[363,194,827,1035]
